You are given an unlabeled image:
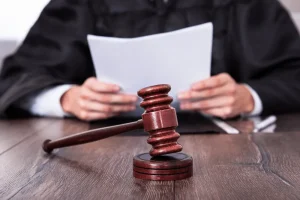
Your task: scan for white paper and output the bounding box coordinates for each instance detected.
[88,22,213,116]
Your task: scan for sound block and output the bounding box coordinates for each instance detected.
[133,153,193,181]
[134,165,192,175]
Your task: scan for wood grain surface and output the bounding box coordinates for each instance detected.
[1,113,300,200]
[0,118,54,154]
[0,118,173,200]
[175,133,300,200]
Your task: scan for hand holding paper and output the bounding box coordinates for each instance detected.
[87,23,213,116]
[178,73,255,119]
[61,77,138,121]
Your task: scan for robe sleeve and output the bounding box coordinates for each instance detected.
[0,0,95,117]
[231,0,300,115]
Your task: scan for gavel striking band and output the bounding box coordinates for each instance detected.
[42,84,183,157]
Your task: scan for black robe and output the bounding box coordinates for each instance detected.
[1,0,300,117]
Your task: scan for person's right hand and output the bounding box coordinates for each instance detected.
[60,77,138,121]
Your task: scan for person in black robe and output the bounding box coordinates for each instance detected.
[0,0,300,121]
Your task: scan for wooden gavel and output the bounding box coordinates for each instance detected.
[43,84,183,157]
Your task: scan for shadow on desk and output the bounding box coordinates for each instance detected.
[90,112,224,135]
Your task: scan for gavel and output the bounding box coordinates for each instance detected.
[42,84,193,181]
[42,84,183,157]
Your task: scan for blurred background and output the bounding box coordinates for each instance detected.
[0,0,299,70]
[0,0,50,68]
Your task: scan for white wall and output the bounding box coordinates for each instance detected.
[0,0,50,42]
[280,0,300,12]
[292,13,300,32]
[280,0,300,32]
[0,0,50,68]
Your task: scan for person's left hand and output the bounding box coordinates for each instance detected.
[177,73,255,119]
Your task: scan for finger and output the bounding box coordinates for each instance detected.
[180,95,235,110]
[80,87,138,104]
[191,73,233,91]
[178,83,236,100]
[78,111,117,121]
[84,77,120,93]
[201,107,235,119]
[79,99,136,113]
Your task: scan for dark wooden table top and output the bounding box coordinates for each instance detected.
[1,113,300,200]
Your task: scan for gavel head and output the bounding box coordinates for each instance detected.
[138,84,183,157]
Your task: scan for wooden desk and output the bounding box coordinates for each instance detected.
[1,113,300,199]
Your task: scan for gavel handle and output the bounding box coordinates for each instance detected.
[43,119,144,153]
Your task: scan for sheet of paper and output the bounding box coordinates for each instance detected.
[88,22,213,116]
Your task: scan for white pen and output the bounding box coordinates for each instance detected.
[253,115,277,133]
[202,113,240,134]
[212,118,240,134]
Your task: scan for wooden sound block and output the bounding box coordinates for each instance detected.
[134,153,192,169]
[134,165,192,175]
[133,153,193,181]
[133,171,193,181]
